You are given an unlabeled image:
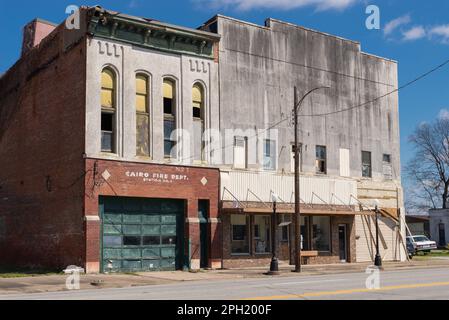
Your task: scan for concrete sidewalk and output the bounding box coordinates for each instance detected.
[1,259,448,296]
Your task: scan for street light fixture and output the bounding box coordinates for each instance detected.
[267,193,280,275]
[293,86,330,273]
[373,199,383,267]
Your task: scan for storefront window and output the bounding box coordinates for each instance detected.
[231,214,249,254]
[254,215,271,254]
[311,216,331,251]
[300,216,310,250]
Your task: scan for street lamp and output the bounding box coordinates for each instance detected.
[293,86,330,273]
[373,199,383,267]
[267,193,280,275]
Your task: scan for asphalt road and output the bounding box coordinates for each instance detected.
[1,267,449,300]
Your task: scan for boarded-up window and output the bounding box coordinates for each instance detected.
[339,148,350,177]
[136,74,150,157]
[362,151,372,178]
[193,84,205,161]
[101,68,116,153]
[163,79,176,158]
[383,154,392,179]
[233,136,247,169]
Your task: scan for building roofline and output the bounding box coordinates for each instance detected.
[203,15,397,64]
[98,7,220,41]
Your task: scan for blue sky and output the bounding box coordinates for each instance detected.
[1,0,449,174]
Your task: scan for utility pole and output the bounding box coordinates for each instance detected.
[292,86,330,273]
[293,87,301,272]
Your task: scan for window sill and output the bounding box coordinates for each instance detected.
[230,253,250,256]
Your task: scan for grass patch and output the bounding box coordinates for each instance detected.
[413,250,449,260]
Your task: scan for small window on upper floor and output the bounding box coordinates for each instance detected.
[383,154,392,180]
[315,145,327,174]
[362,151,372,178]
[163,79,175,116]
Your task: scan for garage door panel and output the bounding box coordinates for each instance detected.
[122,248,142,259]
[160,259,175,269]
[103,235,122,247]
[101,197,183,272]
[142,225,161,235]
[104,248,122,259]
[104,224,122,234]
[123,214,141,224]
[142,247,160,258]
[122,260,141,270]
[161,224,176,235]
[142,259,160,270]
[142,215,160,224]
[104,214,122,223]
[123,225,141,235]
[161,215,177,224]
[161,247,175,258]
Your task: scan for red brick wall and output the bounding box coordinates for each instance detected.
[0,26,87,271]
[83,158,221,272]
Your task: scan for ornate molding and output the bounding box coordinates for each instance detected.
[87,7,218,60]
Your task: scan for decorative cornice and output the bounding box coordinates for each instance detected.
[87,7,219,60]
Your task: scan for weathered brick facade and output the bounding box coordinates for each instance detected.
[0,24,87,270]
[83,158,221,273]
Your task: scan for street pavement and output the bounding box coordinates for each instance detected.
[1,266,449,300]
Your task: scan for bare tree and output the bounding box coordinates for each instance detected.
[406,117,449,209]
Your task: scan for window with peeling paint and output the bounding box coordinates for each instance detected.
[163,79,176,158]
[101,68,116,153]
[193,84,205,162]
[136,74,150,157]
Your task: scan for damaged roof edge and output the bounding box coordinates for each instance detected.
[203,14,397,64]
[96,6,220,41]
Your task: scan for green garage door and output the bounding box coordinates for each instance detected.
[100,197,185,272]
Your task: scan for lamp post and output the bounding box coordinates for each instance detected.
[373,199,382,267]
[293,86,330,273]
[268,193,280,275]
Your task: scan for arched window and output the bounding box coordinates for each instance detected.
[101,68,116,153]
[192,84,205,162]
[163,79,176,158]
[136,74,150,157]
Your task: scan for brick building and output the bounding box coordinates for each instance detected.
[0,7,221,273]
[0,6,406,273]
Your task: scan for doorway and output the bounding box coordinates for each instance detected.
[338,224,348,262]
[439,223,446,247]
[198,200,209,268]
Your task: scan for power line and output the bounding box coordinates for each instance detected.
[179,56,449,162]
[299,57,449,117]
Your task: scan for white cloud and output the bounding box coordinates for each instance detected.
[438,109,449,120]
[199,0,359,11]
[402,26,426,41]
[429,24,449,43]
[383,15,411,36]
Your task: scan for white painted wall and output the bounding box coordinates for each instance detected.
[85,37,220,165]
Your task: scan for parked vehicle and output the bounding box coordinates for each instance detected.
[406,237,416,258]
[406,235,437,253]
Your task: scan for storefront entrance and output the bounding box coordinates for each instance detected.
[100,196,185,272]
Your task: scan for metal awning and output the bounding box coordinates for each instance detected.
[221,206,374,216]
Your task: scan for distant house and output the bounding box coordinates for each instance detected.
[428,210,449,248]
[405,215,430,237]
